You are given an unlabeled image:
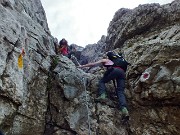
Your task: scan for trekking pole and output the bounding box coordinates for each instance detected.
[82,77,92,135]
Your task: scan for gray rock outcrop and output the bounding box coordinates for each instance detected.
[107,0,180,49]
[0,0,54,134]
[0,0,179,135]
[79,0,180,134]
[80,35,107,64]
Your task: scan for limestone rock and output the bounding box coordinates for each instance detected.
[80,35,107,64]
[0,0,54,134]
[0,0,180,135]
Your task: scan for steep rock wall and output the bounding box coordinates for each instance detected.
[80,35,107,64]
[44,1,180,134]
[104,0,180,134]
[0,0,55,134]
[107,0,180,49]
[0,0,180,135]
[44,56,129,135]
[77,0,180,134]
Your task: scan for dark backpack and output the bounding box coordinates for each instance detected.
[106,52,130,72]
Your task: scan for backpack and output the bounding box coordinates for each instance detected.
[106,51,130,72]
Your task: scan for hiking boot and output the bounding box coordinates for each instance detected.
[95,93,108,102]
[95,93,117,107]
[121,107,129,120]
[96,93,107,100]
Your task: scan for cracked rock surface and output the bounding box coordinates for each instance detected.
[0,0,180,135]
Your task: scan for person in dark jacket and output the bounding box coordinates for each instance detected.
[68,45,80,66]
[78,51,129,120]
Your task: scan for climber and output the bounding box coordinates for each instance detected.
[68,45,80,66]
[78,51,130,120]
[59,38,69,57]
[68,44,76,58]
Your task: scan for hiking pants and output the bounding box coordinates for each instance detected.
[98,68,127,109]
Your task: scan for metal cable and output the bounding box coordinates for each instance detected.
[82,77,92,135]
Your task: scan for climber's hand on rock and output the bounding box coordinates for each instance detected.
[77,65,82,68]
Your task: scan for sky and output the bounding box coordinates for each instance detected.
[41,0,174,47]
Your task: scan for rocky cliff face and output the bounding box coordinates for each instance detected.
[78,0,180,134]
[0,0,55,134]
[0,0,180,135]
[80,35,107,64]
[111,1,180,134]
[107,0,180,49]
